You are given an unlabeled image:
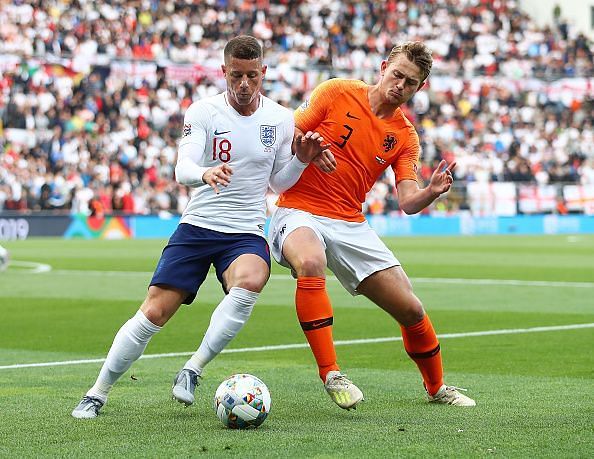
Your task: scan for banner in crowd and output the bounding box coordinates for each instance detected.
[518,185,557,214]
[109,60,158,86]
[164,63,223,84]
[1,54,592,107]
[563,185,594,214]
[467,182,517,216]
[429,75,594,105]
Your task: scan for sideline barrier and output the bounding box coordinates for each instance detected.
[1,214,593,240]
[365,214,594,236]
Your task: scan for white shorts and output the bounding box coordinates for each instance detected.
[269,207,400,296]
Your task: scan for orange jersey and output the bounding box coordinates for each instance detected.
[277,78,420,222]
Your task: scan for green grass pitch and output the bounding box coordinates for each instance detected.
[0,235,593,457]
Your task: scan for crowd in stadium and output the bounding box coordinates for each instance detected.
[0,0,592,215]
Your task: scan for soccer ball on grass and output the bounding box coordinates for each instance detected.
[213,374,271,429]
[0,246,9,271]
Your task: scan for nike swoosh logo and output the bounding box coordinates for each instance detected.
[300,317,334,330]
[214,130,231,135]
[346,112,360,120]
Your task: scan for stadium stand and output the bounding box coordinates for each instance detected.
[0,0,592,216]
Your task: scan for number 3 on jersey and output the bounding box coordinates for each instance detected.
[212,138,232,162]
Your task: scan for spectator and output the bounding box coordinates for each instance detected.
[0,1,592,215]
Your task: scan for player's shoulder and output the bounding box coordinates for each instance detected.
[260,95,292,119]
[393,109,420,149]
[395,108,419,134]
[185,93,226,114]
[315,78,367,97]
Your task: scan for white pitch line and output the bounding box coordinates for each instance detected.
[7,260,52,274]
[11,265,594,288]
[407,277,594,288]
[1,322,592,371]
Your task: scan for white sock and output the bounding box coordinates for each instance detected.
[87,310,161,402]
[184,287,258,375]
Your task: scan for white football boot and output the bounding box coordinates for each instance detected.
[172,368,201,406]
[428,385,476,406]
[72,396,105,419]
[324,371,364,410]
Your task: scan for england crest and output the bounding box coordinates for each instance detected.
[260,125,276,147]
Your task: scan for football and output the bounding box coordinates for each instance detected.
[0,246,9,271]
[213,374,271,429]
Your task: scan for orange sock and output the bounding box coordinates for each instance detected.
[400,314,444,396]
[296,277,339,381]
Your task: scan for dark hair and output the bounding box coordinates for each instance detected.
[223,35,263,63]
[387,41,433,84]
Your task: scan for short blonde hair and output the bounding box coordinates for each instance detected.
[387,42,433,84]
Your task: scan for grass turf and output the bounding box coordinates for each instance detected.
[0,235,593,457]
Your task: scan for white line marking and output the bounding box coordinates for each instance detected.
[1,322,592,371]
[7,261,52,274]
[28,269,594,288]
[407,277,594,288]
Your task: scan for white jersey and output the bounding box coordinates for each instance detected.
[177,92,296,236]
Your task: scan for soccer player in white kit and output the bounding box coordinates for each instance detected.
[72,35,333,419]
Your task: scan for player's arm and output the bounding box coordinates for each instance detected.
[396,160,456,214]
[175,103,233,194]
[294,126,336,173]
[268,117,311,194]
[176,144,233,194]
[294,80,341,173]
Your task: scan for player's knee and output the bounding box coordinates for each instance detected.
[140,303,168,326]
[140,287,181,326]
[232,274,268,293]
[399,299,425,326]
[293,256,326,277]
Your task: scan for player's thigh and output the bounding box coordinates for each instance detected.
[321,218,399,295]
[357,266,424,326]
[269,207,327,275]
[215,234,271,293]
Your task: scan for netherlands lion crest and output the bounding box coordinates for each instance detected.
[260,125,276,147]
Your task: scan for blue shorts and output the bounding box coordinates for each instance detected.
[150,223,271,304]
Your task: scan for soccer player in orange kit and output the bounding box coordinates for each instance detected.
[269,41,476,409]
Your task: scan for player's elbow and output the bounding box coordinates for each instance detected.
[398,200,420,215]
[401,207,418,216]
[174,165,188,185]
[174,160,202,186]
[268,180,285,195]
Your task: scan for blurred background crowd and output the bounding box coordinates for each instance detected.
[0,0,592,216]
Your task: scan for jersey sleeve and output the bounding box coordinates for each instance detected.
[271,113,295,174]
[269,112,308,194]
[179,101,210,148]
[294,79,344,132]
[175,102,211,187]
[392,126,421,184]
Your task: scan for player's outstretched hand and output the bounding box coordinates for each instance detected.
[429,160,456,195]
[294,131,337,173]
[203,163,233,194]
